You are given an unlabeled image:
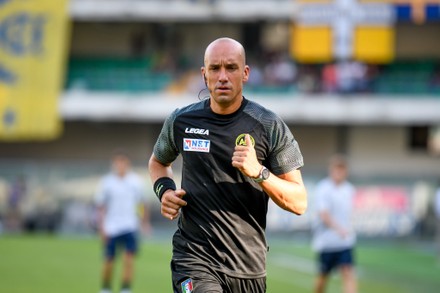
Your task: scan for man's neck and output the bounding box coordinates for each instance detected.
[210,96,243,115]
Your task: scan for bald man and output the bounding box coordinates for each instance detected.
[148,37,307,293]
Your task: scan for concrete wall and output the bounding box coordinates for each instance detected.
[349,126,440,178]
[0,122,162,164]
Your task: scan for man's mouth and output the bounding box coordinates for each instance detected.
[217,86,230,91]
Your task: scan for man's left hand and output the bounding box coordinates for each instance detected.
[232,134,261,179]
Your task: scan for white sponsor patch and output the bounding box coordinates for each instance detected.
[183,138,210,153]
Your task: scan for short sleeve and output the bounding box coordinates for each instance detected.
[153,109,180,164]
[266,116,303,175]
[242,101,303,175]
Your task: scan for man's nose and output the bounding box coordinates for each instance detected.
[218,68,228,81]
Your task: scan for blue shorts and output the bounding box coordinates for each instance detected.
[104,231,138,260]
[318,248,354,275]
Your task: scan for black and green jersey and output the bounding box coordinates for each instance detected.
[153,97,303,278]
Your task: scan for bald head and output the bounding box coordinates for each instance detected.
[200,37,250,114]
[204,37,246,67]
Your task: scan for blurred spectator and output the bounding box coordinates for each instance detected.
[247,61,264,88]
[336,60,367,94]
[95,150,150,293]
[297,64,320,93]
[311,154,357,293]
[322,63,338,93]
[60,199,96,235]
[21,186,60,233]
[264,52,297,86]
[5,175,27,232]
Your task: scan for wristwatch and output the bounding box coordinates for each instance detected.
[253,166,270,183]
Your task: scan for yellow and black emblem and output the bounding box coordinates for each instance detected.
[235,134,255,147]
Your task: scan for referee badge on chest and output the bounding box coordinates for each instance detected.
[181,278,193,293]
[235,133,255,146]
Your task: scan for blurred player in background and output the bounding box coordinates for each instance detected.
[95,150,150,293]
[312,154,357,293]
[148,37,307,293]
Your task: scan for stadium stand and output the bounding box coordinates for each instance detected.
[373,61,440,95]
[64,57,440,95]
[65,57,173,92]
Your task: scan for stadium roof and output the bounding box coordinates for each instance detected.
[69,0,299,21]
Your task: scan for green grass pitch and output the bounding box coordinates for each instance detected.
[0,234,439,293]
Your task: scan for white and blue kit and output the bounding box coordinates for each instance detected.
[95,171,146,257]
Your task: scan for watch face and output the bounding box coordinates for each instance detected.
[262,167,270,180]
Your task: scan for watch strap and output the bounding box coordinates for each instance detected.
[253,166,268,183]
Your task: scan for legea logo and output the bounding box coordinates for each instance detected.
[185,127,209,135]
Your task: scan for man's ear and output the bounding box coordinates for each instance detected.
[201,67,207,86]
[242,65,250,82]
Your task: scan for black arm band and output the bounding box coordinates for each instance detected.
[153,177,176,201]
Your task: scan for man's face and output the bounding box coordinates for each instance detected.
[330,164,347,184]
[202,40,249,108]
[112,155,130,177]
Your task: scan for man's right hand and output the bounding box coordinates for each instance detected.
[160,189,187,220]
[99,229,108,244]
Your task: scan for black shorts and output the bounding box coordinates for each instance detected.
[318,248,354,275]
[170,260,266,293]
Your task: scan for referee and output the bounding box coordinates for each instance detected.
[148,37,308,293]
